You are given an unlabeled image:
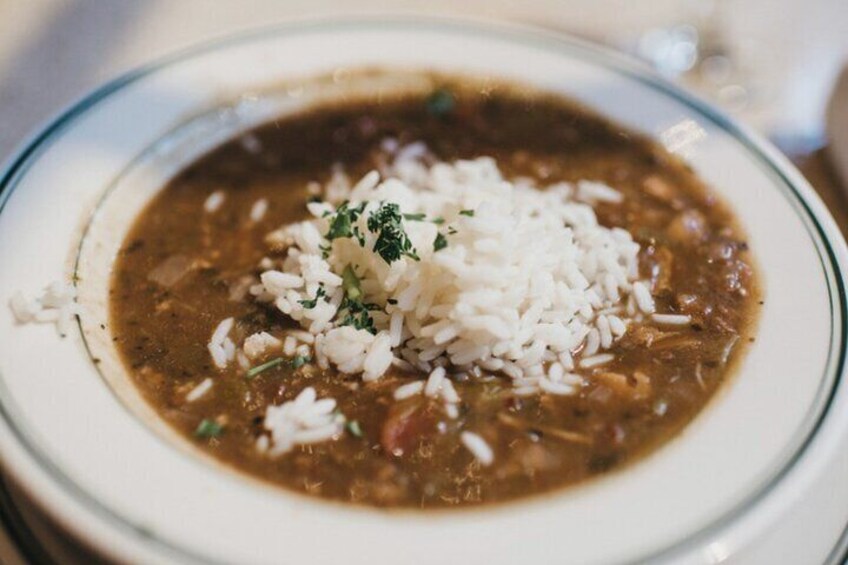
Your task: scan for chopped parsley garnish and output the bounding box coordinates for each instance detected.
[298,285,326,309]
[341,265,363,301]
[426,88,455,117]
[403,213,446,226]
[247,357,285,378]
[353,227,366,247]
[337,269,381,332]
[326,201,354,239]
[247,355,312,379]
[433,232,448,252]
[448,226,458,235]
[346,420,364,438]
[338,296,380,334]
[337,265,380,333]
[325,201,367,245]
[194,419,223,439]
[459,209,475,217]
[291,355,311,369]
[367,202,420,264]
[326,210,353,240]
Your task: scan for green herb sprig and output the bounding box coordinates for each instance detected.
[342,265,363,300]
[247,357,285,378]
[346,420,364,438]
[299,285,327,309]
[403,213,446,226]
[291,355,310,369]
[324,201,367,251]
[327,265,381,334]
[426,88,455,117]
[247,355,312,379]
[194,419,223,439]
[338,297,380,334]
[433,232,448,252]
[367,202,419,264]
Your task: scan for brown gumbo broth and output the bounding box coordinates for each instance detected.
[110,81,758,508]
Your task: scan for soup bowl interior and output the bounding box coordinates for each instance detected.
[0,19,844,565]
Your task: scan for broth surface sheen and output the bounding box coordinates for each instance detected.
[110,80,758,508]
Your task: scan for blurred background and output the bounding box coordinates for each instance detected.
[0,1,847,561]
[1,0,846,156]
[3,0,848,220]
[3,0,843,224]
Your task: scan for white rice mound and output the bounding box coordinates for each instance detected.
[249,143,658,395]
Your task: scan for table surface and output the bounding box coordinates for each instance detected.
[0,2,846,562]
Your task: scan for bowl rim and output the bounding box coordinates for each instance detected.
[0,15,846,564]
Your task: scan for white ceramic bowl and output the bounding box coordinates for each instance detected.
[0,18,847,565]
